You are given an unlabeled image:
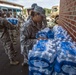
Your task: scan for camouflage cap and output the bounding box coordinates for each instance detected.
[27,3,37,10]
[31,3,37,9]
[33,6,45,17]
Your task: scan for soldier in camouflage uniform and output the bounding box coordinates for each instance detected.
[6,12,19,45]
[27,3,47,29]
[26,3,37,20]
[20,6,45,66]
[0,10,19,65]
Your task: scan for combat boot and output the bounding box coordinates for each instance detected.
[22,62,28,66]
[22,60,28,66]
[10,60,19,65]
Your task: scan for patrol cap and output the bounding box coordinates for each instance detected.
[33,6,45,17]
[27,3,37,10]
[31,3,37,9]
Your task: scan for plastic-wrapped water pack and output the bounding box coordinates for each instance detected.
[28,39,57,75]
[29,66,54,75]
[36,27,54,39]
[53,25,65,33]
[54,41,76,75]
[28,25,76,75]
[6,18,18,25]
[53,25,73,48]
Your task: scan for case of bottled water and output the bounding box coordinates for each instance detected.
[36,27,54,39]
[54,41,76,75]
[6,18,18,25]
[28,39,57,75]
[28,25,76,75]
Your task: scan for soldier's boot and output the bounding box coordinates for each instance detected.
[22,58,28,66]
[10,59,19,65]
[22,62,28,66]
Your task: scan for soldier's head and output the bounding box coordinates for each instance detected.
[3,12,7,18]
[6,12,10,17]
[31,6,45,23]
[0,10,5,18]
[27,3,37,16]
[9,11,12,15]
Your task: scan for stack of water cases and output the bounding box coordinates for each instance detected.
[28,40,57,75]
[28,28,56,75]
[6,18,18,25]
[28,26,76,75]
[52,25,76,75]
[54,41,76,75]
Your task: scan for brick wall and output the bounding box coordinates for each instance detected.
[58,0,76,41]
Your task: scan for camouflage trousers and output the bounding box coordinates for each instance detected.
[9,29,19,45]
[0,37,15,61]
[21,39,36,63]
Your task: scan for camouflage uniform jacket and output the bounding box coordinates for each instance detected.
[20,18,40,54]
[0,17,17,41]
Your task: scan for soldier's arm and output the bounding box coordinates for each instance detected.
[20,26,28,53]
[20,26,30,43]
[20,25,31,52]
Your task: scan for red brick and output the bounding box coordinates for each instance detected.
[69,16,74,19]
[71,25,76,31]
[74,1,76,5]
[74,16,76,20]
[73,11,76,15]
[71,20,76,25]
[59,0,76,41]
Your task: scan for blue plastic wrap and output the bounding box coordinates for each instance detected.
[28,39,57,75]
[61,42,76,55]
[32,40,48,51]
[6,18,18,25]
[28,26,76,75]
[36,27,54,39]
[54,41,76,75]
[29,66,53,75]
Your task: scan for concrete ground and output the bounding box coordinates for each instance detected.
[0,37,28,75]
